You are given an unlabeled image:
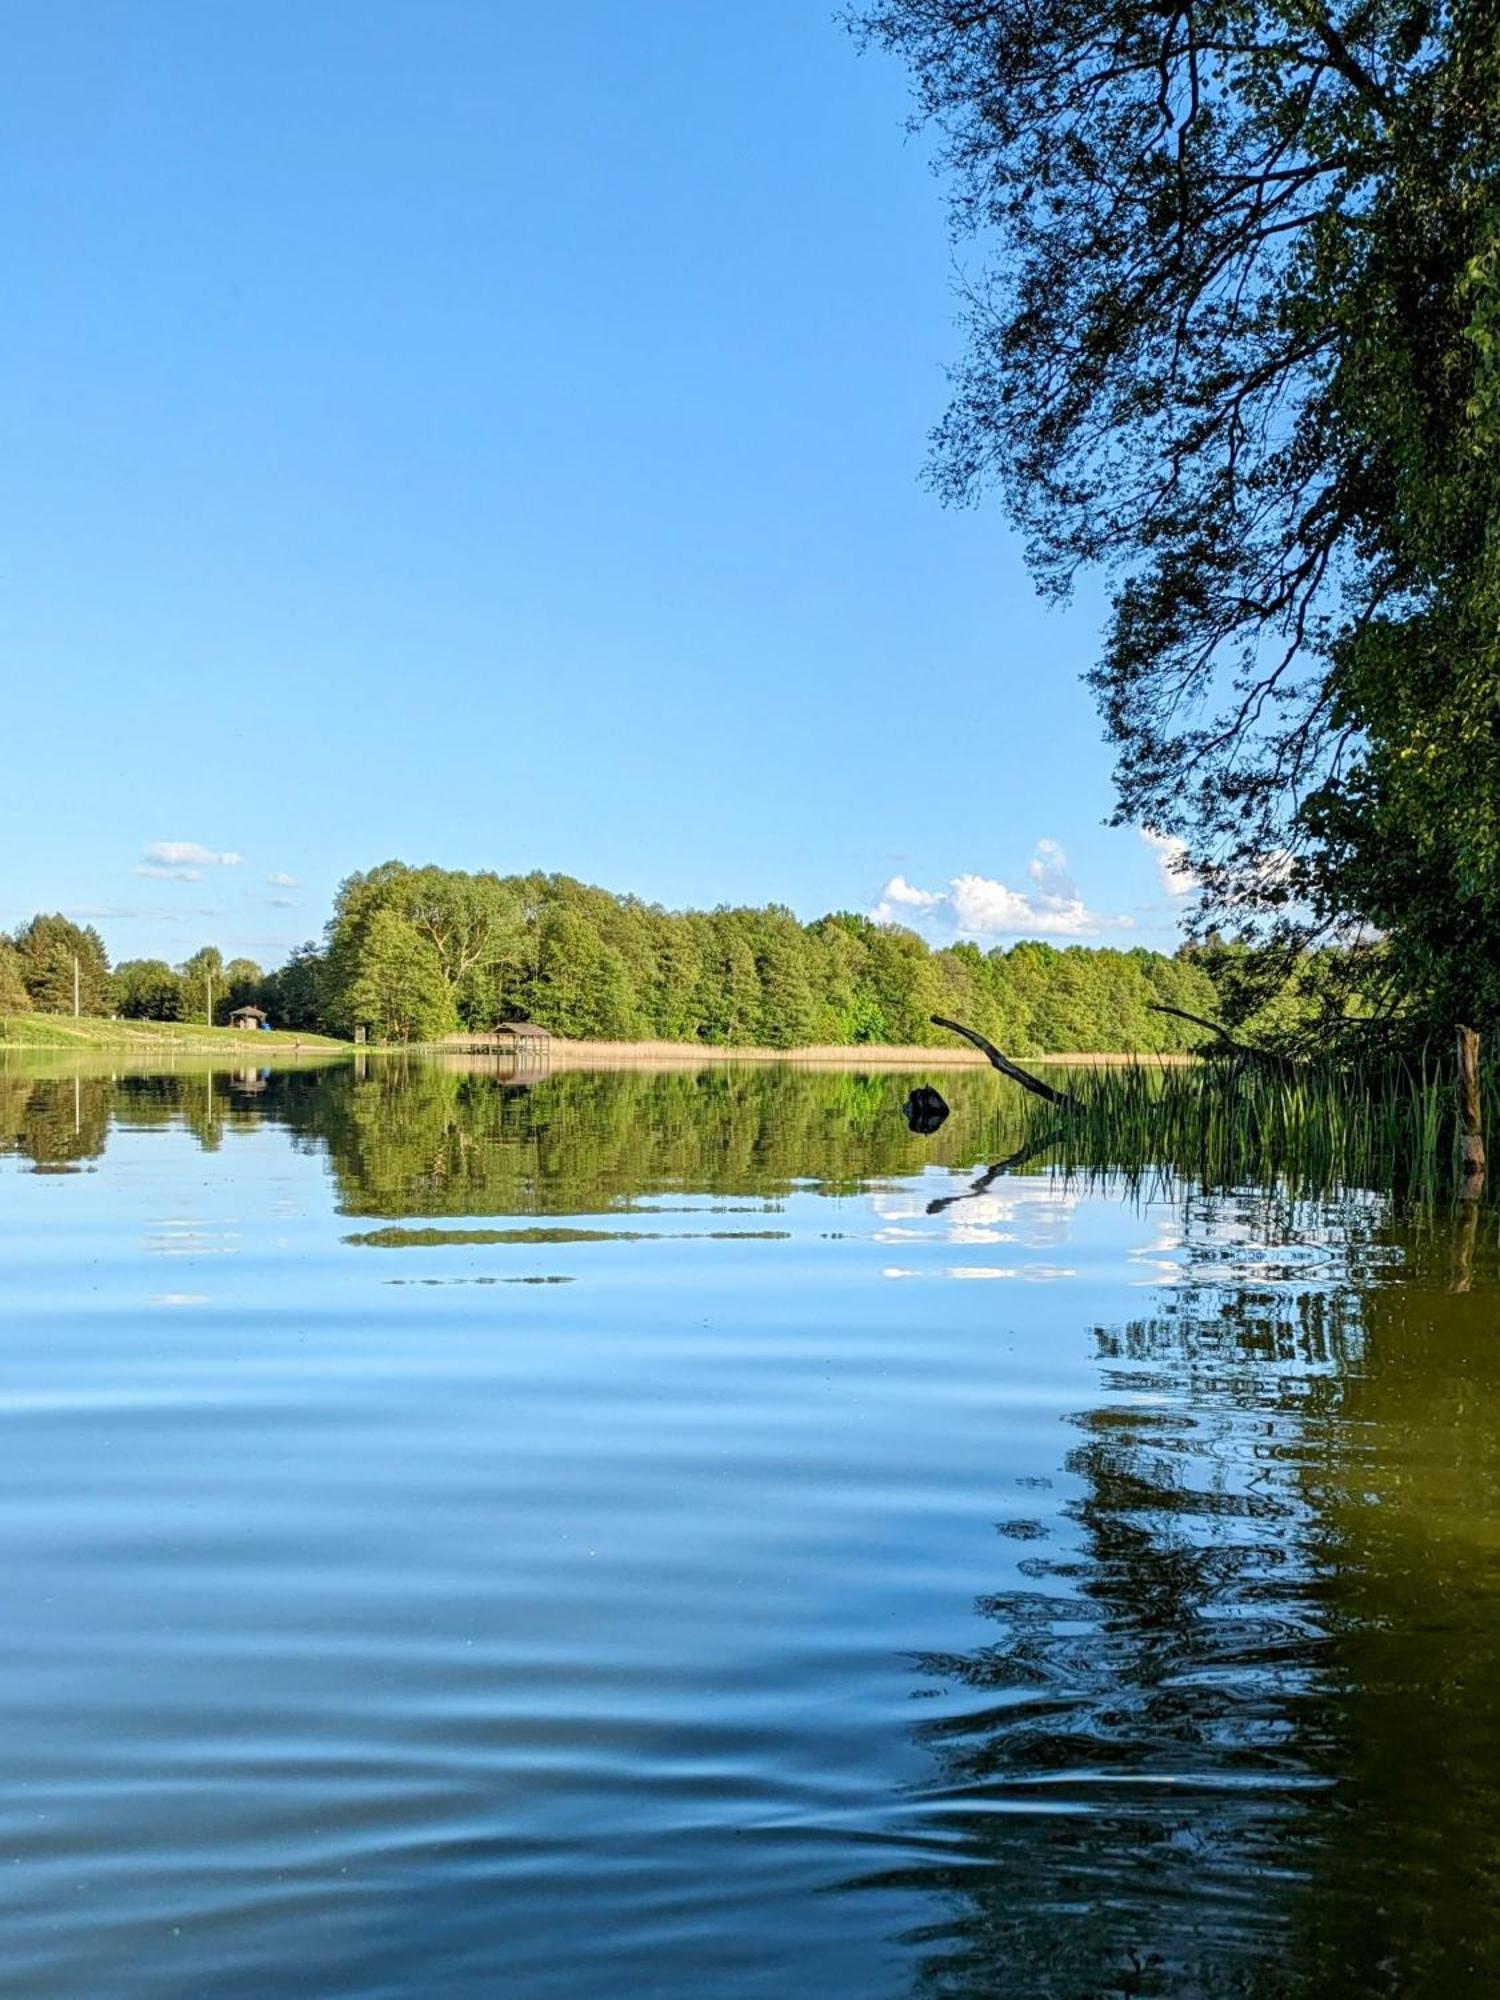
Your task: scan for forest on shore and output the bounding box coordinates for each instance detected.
[1,862,1226,1054]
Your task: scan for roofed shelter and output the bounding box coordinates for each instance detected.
[229,1005,270,1031]
[495,1021,551,1057]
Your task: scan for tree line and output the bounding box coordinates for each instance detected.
[0,915,268,1028]
[290,860,1226,1050]
[2,863,1225,1053]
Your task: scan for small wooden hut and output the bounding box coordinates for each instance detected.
[494,1020,551,1058]
[229,1005,269,1031]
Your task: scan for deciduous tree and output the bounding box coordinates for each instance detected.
[856,0,1500,1032]
[112,959,184,1021]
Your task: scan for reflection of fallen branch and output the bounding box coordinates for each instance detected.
[930,1016,1081,1110]
[926,1130,1063,1214]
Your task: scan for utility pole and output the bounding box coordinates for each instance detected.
[206,967,214,1029]
[73,954,80,1019]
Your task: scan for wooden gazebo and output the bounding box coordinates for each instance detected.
[229,1005,269,1031]
[494,1021,551,1057]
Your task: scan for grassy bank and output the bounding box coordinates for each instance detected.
[0,1014,347,1053]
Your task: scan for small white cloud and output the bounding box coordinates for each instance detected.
[65,902,221,921]
[1027,837,1073,897]
[1139,828,1199,897]
[135,864,203,882]
[949,872,1045,934]
[144,841,242,868]
[951,871,1131,937]
[267,871,299,889]
[872,841,1133,942]
[870,874,943,924]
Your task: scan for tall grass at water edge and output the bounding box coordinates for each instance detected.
[1009,1054,1498,1198]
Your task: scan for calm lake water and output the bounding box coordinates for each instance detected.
[2,1056,1498,1997]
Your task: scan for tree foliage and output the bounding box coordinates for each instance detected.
[112,959,185,1021]
[176,947,225,1027]
[856,0,1500,1033]
[308,860,1222,1051]
[0,938,31,1015]
[261,943,329,1033]
[339,908,457,1043]
[4,865,1233,1053]
[12,915,111,1015]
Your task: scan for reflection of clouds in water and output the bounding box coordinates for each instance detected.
[145,1223,240,1260]
[882,1264,1078,1283]
[875,1177,1084,1250]
[874,1223,1017,1245]
[1128,1206,1188,1285]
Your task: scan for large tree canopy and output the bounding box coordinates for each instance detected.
[12,915,111,1016]
[856,0,1500,1030]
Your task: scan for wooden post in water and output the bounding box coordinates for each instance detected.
[1458,1024,1485,1190]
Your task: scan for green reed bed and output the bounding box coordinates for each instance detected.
[1009,1055,1499,1199]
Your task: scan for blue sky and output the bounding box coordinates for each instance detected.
[0,1,1193,967]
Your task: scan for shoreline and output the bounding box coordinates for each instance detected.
[423,1037,1196,1069]
[0,1016,346,1056]
[0,1018,1197,1066]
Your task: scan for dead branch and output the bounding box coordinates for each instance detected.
[930,1016,1082,1110]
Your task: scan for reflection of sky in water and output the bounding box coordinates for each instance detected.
[3,1064,1498,1997]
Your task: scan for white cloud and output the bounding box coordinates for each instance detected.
[873,840,1133,942]
[267,871,299,889]
[963,871,1132,937]
[1139,828,1199,897]
[1027,837,1072,896]
[143,841,243,868]
[135,864,202,881]
[65,903,222,922]
[870,874,943,924]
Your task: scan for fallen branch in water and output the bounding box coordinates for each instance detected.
[930,1016,1081,1111]
[1145,1004,1293,1069]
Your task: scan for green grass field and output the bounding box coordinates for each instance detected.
[0,1014,347,1052]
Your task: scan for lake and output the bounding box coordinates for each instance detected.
[1,1055,1497,1997]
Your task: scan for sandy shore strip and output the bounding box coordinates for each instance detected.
[427,1037,1195,1070]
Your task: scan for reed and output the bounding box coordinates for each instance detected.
[1005,1053,1499,1198]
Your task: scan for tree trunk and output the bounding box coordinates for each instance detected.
[1457,1024,1485,1190]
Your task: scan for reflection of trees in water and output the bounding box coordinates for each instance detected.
[0,1063,1028,1211]
[1284,1220,1500,1995]
[873,1198,1500,1998]
[303,1064,1027,1216]
[0,1068,341,1172]
[872,1289,1350,1997]
[0,1073,113,1172]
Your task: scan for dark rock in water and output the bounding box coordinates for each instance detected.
[903,1085,949,1135]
